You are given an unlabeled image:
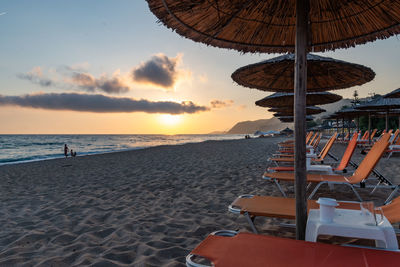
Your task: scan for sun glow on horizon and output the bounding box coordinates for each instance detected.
[158,114,182,126]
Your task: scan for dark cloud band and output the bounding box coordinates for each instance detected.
[0,93,209,114]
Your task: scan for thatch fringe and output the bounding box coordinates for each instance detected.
[256,92,342,107]
[147,0,400,53]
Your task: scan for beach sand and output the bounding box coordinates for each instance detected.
[0,137,399,266]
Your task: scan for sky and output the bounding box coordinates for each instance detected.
[0,1,399,134]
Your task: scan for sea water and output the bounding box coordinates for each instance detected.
[0,134,244,165]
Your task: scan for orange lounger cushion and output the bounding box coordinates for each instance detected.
[230,195,400,224]
[190,233,400,267]
[265,171,349,183]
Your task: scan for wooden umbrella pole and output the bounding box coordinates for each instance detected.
[386,110,389,131]
[294,0,309,241]
[342,118,345,139]
[336,118,339,135]
[368,112,371,144]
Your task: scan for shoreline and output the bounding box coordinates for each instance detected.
[0,135,245,167]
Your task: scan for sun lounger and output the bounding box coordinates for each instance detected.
[279,132,319,149]
[228,195,400,234]
[386,129,400,159]
[357,129,377,145]
[263,133,391,201]
[268,132,358,174]
[270,133,336,163]
[278,131,313,146]
[186,231,400,267]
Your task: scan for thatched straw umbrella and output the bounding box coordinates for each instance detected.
[272,106,325,116]
[256,92,342,108]
[278,115,313,123]
[232,54,375,92]
[268,106,325,115]
[146,0,400,239]
[356,97,400,131]
[384,88,400,99]
[336,108,369,133]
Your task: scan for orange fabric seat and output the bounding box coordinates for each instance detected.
[264,133,391,200]
[268,132,358,172]
[230,195,400,224]
[266,132,391,185]
[189,232,400,267]
[271,133,335,162]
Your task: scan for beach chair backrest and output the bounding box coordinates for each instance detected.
[335,132,358,171]
[350,132,391,183]
[305,132,313,144]
[361,130,368,140]
[370,129,377,140]
[318,133,337,159]
[343,132,349,141]
[390,129,400,145]
[312,132,322,149]
[394,130,400,145]
[308,132,318,146]
[381,196,400,224]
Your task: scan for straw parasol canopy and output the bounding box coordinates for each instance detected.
[146,1,400,53]
[356,97,400,111]
[272,106,325,116]
[356,97,400,130]
[256,92,342,108]
[384,88,400,98]
[279,116,313,123]
[268,106,325,115]
[231,54,375,92]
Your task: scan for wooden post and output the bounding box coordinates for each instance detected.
[336,118,339,135]
[386,110,389,131]
[342,118,345,139]
[368,112,371,144]
[294,0,309,241]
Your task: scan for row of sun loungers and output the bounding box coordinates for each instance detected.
[185,131,400,266]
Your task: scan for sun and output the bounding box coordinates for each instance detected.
[159,114,182,126]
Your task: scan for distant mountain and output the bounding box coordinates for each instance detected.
[221,98,352,134]
[226,117,292,134]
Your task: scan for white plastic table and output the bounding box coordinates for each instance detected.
[306,209,398,250]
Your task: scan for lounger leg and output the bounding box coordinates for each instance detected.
[274,179,287,198]
[308,182,325,200]
[370,181,382,195]
[349,185,362,202]
[244,212,258,234]
[384,185,399,204]
[306,182,312,191]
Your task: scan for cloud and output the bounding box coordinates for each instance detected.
[70,72,130,94]
[17,67,55,87]
[210,99,234,108]
[132,54,181,88]
[0,93,209,114]
[18,54,189,93]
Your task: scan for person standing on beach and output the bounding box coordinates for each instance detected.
[64,144,69,158]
